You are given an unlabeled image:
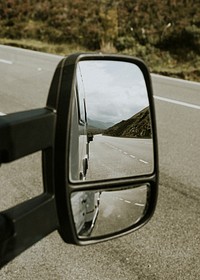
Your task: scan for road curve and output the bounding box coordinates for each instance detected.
[87,134,153,180]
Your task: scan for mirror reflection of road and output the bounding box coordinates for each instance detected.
[85,135,151,237]
[90,186,147,237]
[87,134,153,180]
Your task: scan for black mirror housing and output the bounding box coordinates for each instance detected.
[0,52,158,268]
[49,53,159,245]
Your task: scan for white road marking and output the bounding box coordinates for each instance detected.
[125,200,131,204]
[139,159,148,164]
[123,152,128,155]
[0,112,5,116]
[130,155,136,159]
[135,203,145,207]
[154,96,200,110]
[118,197,131,204]
[0,59,13,65]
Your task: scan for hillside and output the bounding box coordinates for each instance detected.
[103,107,151,138]
[86,119,114,135]
[0,0,200,81]
[88,118,114,130]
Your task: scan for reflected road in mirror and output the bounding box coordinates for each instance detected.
[87,135,153,180]
[71,185,149,238]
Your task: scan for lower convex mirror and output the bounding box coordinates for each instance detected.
[71,185,149,238]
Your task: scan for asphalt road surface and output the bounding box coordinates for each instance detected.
[87,135,153,180]
[0,45,200,279]
[91,186,148,237]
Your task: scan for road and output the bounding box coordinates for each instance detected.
[91,186,148,237]
[152,74,200,192]
[87,135,153,180]
[0,45,200,279]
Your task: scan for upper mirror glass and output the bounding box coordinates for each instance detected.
[70,60,153,181]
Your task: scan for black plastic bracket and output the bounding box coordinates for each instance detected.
[0,108,56,163]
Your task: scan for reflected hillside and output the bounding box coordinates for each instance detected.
[103,107,151,138]
[87,118,114,135]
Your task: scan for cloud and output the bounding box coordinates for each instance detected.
[77,60,149,123]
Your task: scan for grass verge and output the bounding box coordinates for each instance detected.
[0,38,199,82]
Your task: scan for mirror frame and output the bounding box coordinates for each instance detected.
[47,53,159,245]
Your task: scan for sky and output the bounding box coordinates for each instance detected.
[76,59,149,124]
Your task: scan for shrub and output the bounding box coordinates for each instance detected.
[114,36,136,51]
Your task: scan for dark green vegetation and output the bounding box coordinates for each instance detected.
[0,0,200,81]
[104,107,151,138]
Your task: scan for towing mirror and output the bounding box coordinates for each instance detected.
[0,52,158,267]
[49,53,159,244]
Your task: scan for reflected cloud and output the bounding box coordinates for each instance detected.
[77,61,149,123]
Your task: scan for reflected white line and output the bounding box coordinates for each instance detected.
[118,198,131,204]
[154,96,200,110]
[135,203,145,207]
[0,59,13,65]
[130,155,136,159]
[139,159,148,164]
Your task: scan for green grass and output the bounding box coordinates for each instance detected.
[0,38,87,56]
[0,38,200,82]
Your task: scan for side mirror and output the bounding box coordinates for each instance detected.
[48,53,159,244]
[0,52,158,267]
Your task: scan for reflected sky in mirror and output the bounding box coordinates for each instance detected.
[77,60,149,124]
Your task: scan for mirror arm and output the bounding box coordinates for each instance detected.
[0,193,58,268]
[0,108,56,163]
